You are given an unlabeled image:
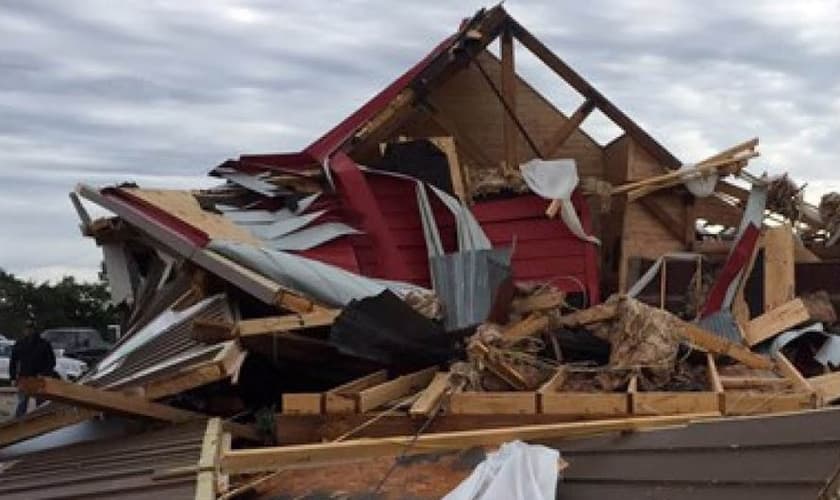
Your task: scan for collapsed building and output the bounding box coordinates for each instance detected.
[4,5,840,499]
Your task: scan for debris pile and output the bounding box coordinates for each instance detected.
[5,5,840,500]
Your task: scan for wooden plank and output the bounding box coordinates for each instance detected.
[428,136,469,203]
[719,377,792,390]
[143,362,227,400]
[449,392,537,415]
[500,25,517,172]
[17,376,201,423]
[195,418,223,500]
[743,298,811,346]
[639,197,686,242]
[426,101,496,167]
[324,371,389,414]
[236,310,340,337]
[632,392,719,416]
[541,392,628,417]
[677,319,774,369]
[282,394,323,415]
[409,372,451,417]
[221,413,715,474]
[723,391,814,415]
[764,225,796,312]
[501,313,550,343]
[808,372,840,404]
[356,368,437,413]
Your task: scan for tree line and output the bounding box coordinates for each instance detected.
[0,269,118,340]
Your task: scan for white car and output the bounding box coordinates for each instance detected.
[0,340,88,383]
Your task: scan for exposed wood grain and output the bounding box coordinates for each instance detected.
[744,298,810,347]
[222,413,714,474]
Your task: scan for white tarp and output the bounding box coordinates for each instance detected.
[520,159,600,245]
[443,440,560,500]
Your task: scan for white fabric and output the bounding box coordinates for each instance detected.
[520,159,600,245]
[443,440,559,500]
[680,164,719,198]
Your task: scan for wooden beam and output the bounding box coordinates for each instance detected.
[677,320,774,369]
[544,99,595,157]
[18,376,201,423]
[743,298,811,347]
[143,362,227,400]
[763,224,796,312]
[509,18,681,170]
[195,418,223,500]
[449,392,537,415]
[357,367,437,413]
[409,372,451,417]
[500,25,517,172]
[191,319,236,344]
[325,370,389,414]
[236,309,340,337]
[221,413,715,474]
[282,393,323,415]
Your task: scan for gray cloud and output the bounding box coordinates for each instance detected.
[1,0,838,282]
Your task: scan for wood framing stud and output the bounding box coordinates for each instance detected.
[222,413,715,474]
[18,376,202,423]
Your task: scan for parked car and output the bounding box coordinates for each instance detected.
[0,339,88,383]
[40,327,113,366]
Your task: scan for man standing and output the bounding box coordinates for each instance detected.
[10,324,56,418]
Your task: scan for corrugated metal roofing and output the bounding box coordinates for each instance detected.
[259,408,840,499]
[0,422,206,500]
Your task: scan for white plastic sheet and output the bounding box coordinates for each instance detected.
[520,159,600,245]
[443,440,560,500]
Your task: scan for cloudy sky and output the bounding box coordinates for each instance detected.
[1,0,839,283]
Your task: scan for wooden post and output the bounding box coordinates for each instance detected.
[764,224,795,312]
[500,25,517,173]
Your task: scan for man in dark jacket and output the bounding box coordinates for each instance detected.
[10,325,56,417]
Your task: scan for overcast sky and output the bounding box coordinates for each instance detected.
[1,0,839,283]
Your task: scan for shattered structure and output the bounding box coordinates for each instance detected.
[5,5,840,499]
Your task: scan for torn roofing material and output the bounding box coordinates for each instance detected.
[0,421,208,500]
[330,290,457,366]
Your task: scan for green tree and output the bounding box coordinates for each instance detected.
[0,269,118,340]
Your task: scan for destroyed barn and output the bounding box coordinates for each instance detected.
[5,5,840,499]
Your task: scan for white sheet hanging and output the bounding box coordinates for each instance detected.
[443,440,561,500]
[520,159,600,245]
